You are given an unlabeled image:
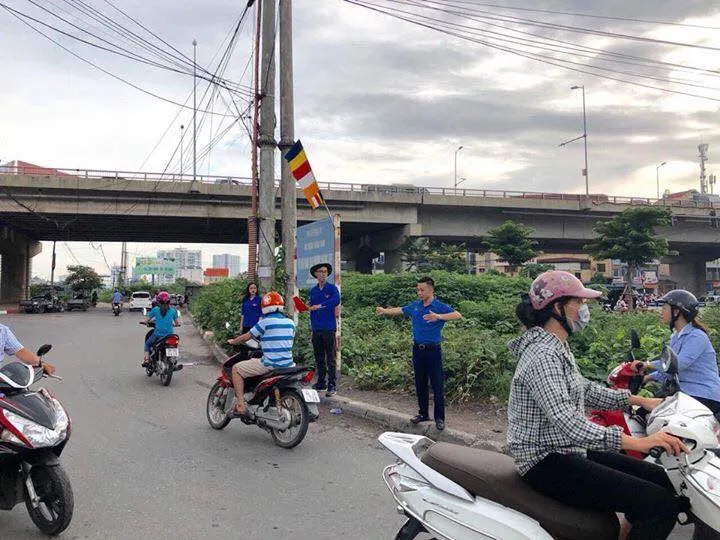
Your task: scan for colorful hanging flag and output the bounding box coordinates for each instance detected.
[284,140,325,209]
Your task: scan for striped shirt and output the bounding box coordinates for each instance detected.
[249,312,296,369]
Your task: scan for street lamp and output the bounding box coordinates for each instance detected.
[656,161,667,199]
[192,39,198,183]
[454,145,464,190]
[180,124,185,175]
[559,85,589,195]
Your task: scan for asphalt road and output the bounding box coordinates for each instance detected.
[3,309,405,539]
[1,310,694,539]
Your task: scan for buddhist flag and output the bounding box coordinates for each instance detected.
[284,140,325,209]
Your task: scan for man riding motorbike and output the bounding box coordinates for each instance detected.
[226,291,296,417]
[508,270,689,540]
[111,289,124,310]
[633,289,720,414]
[140,291,180,367]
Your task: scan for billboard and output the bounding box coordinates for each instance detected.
[134,257,176,276]
[296,218,336,288]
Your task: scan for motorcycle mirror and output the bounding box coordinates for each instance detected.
[36,344,52,357]
[630,329,641,350]
[660,345,679,375]
[142,307,147,316]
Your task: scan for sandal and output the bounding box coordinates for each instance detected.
[231,405,248,418]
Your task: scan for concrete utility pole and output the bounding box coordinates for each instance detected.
[279,0,296,314]
[257,0,277,290]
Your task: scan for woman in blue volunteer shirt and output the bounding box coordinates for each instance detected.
[376,276,462,431]
[635,289,720,413]
[240,282,262,334]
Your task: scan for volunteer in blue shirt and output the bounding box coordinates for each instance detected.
[376,276,462,431]
[0,323,56,374]
[634,289,720,413]
[309,263,341,397]
[240,282,262,334]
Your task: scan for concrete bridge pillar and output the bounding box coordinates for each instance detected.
[0,228,42,303]
[666,256,707,297]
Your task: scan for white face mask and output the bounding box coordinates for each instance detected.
[571,303,591,332]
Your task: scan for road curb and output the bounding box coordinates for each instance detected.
[0,308,19,315]
[185,310,505,453]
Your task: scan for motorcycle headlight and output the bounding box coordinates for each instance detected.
[0,399,69,448]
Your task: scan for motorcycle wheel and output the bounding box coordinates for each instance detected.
[206,381,231,430]
[395,518,435,540]
[24,464,74,536]
[159,355,173,387]
[270,389,310,449]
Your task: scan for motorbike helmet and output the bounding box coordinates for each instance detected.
[661,289,699,329]
[156,291,171,304]
[261,291,284,314]
[529,270,601,310]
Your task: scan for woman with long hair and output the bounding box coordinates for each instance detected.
[240,282,262,334]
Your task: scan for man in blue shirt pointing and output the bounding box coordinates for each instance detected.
[376,276,462,431]
[309,263,341,397]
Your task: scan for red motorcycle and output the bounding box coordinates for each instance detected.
[588,329,647,459]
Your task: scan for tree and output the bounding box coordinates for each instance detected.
[483,220,538,273]
[585,207,673,307]
[65,265,103,292]
[399,237,470,273]
[519,263,554,280]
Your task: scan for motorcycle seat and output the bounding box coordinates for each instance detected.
[421,443,618,540]
[243,366,310,390]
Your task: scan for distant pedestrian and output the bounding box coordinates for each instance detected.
[308,263,341,397]
[240,282,262,334]
[375,277,462,431]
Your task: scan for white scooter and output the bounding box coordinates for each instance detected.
[379,346,720,540]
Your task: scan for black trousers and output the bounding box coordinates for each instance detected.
[412,344,444,421]
[692,395,720,415]
[523,451,681,540]
[312,330,337,387]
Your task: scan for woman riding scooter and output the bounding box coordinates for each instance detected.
[140,291,180,367]
[508,271,688,540]
[633,289,720,414]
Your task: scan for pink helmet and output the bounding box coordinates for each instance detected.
[529,270,601,310]
[157,291,171,304]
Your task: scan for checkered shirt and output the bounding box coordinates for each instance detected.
[507,327,630,476]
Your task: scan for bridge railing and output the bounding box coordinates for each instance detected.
[2,164,719,209]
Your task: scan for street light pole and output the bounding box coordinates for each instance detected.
[180,124,184,175]
[559,85,589,195]
[656,161,667,199]
[192,39,198,184]
[454,145,463,190]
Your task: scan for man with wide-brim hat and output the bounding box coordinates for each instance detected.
[308,262,341,396]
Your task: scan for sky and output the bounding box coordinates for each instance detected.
[1,0,719,279]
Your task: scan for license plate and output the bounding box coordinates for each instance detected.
[165,348,179,357]
[301,389,320,403]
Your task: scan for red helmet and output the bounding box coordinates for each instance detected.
[261,291,284,314]
[157,291,171,304]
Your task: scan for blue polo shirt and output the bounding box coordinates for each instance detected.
[241,296,262,328]
[309,282,341,331]
[401,299,455,344]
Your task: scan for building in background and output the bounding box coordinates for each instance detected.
[157,247,202,269]
[203,268,229,284]
[177,268,204,284]
[212,254,241,277]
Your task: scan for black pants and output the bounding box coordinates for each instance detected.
[312,330,337,387]
[523,451,681,540]
[412,344,444,421]
[692,395,720,415]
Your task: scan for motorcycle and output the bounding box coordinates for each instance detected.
[112,303,121,317]
[379,346,720,540]
[205,333,320,448]
[139,310,182,386]
[0,344,73,536]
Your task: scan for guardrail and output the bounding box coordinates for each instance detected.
[2,164,719,210]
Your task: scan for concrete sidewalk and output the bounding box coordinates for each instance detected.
[187,311,504,453]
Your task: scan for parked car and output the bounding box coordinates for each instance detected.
[129,291,153,312]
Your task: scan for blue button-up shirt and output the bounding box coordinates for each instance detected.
[401,298,455,344]
[112,292,123,303]
[0,324,23,364]
[650,323,720,402]
[309,282,341,331]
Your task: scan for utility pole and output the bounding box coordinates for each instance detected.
[248,0,262,281]
[257,0,277,291]
[119,241,128,286]
[180,124,184,175]
[190,39,200,194]
[49,240,56,288]
[279,0,296,314]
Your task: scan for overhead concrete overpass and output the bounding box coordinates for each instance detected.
[1,167,719,301]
